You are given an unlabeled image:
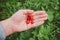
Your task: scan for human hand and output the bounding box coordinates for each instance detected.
[1,9,48,36]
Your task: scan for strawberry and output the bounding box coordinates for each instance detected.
[26,20,30,24]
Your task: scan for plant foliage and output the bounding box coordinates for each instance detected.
[0,0,60,40]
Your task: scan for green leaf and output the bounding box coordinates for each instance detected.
[47,10,54,22]
[29,38,35,40]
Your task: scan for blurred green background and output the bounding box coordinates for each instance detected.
[0,0,60,40]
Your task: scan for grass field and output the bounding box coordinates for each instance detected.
[0,0,60,40]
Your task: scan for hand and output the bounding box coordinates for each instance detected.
[1,9,48,36]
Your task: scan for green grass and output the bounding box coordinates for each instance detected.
[0,0,60,40]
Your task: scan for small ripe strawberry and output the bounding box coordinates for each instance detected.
[26,20,30,24]
[31,20,34,24]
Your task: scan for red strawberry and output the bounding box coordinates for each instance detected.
[26,20,30,24]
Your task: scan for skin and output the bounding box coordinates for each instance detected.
[1,9,48,36]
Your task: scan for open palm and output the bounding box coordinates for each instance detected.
[10,9,48,32]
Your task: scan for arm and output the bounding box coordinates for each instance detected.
[0,10,48,39]
[1,19,15,36]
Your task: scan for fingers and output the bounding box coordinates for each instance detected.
[33,11,46,15]
[32,20,44,27]
[28,20,44,29]
[34,14,47,20]
[34,11,48,20]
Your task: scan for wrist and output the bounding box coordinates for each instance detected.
[1,18,15,36]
